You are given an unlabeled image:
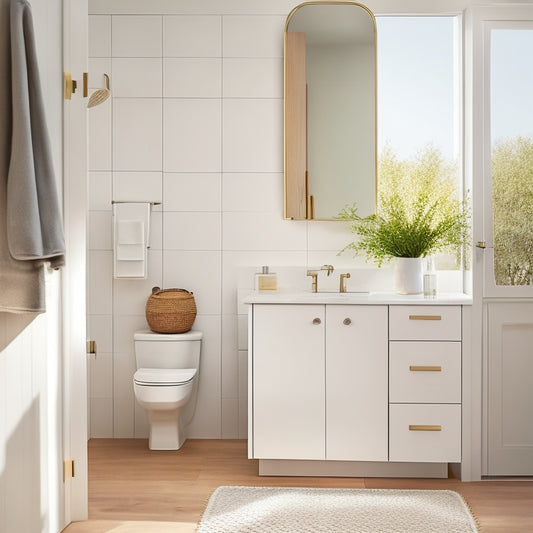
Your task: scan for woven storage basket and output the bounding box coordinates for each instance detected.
[145,287,197,334]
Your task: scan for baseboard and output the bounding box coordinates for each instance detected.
[258,459,449,478]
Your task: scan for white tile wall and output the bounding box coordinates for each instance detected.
[86,5,396,441]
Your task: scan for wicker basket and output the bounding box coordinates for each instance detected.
[145,287,197,334]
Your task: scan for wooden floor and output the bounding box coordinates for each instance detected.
[63,438,533,532]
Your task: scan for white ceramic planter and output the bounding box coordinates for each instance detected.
[394,257,423,294]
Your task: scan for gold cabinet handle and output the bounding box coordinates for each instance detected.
[343,318,352,325]
[409,365,442,372]
[409,315,442,321]
[312,317,321,325]
[409,425,442,431]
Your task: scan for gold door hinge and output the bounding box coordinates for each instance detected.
[64,459,75,481]
[87,340,97,355]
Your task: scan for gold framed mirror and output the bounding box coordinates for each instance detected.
[284,1,377,220]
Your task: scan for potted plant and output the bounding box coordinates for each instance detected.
[338,146,470,294]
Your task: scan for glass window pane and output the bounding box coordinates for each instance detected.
[491,29,533,285]
[377,17,462,269]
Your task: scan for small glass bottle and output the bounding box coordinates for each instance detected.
[255,266,278,291]
[423,256,437,298]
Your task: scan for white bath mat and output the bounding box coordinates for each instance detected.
[197,486,479,533]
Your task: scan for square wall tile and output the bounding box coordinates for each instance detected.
[89,15,111,58]
[221,398,239,439]
[113,315,149,356]
[89,172,112,211]
[163,99,221,172]
[222,173,282,212]
[88,59,111,89]
[149,211,163,251]
[113,351,136,437]
[89,352,112,399]
[222,212,306,251]
[113,172,162,204]
[238,349,248,439]
[87,251,113,316]
[90,398,113,438]
[112,15,162,57]
[223,99,283,173]
[113,99,162,171]
[163,15,221,57]
[163,212,221,250]
[222,16,285,58]
[221,314,238,399]
[87,315,113,353]
[163,173,221,212]
[307,220,354,251]
[88,211,112,250]
[187,315,222,439]
[163,58,221,98]
[112,58,162,97]
[88,100,112,171]
[163,251,221,316]
[223,58,282,98]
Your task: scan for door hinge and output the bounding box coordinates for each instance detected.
[64,459,75,482]
[87,340,97,355]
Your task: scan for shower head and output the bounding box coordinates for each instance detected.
[87,74,111,108]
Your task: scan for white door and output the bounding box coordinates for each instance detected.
[486,303,533,475]
[63,0,89,520]
[252,304,325,460]
[326,305,388,461]
[473,8,533,475]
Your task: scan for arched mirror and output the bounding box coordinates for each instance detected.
[284,2,377,220]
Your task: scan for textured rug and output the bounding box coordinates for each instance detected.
[197,486,479,533]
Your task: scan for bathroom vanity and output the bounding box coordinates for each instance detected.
[245,291,472,479]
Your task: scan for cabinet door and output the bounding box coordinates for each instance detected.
[326,305,388,461]
[252,304,325,460]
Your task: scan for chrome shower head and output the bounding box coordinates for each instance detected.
[87,73,110,108]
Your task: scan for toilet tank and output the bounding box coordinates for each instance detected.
[134,330,202,369]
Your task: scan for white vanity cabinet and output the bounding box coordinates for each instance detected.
[246,292,471,478]
[251,304,388,461]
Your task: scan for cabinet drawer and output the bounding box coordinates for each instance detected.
[389,306,461,341]
[389,404,461,463]
[389,342,461,403]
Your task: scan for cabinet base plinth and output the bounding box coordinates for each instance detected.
[258,459,448,478]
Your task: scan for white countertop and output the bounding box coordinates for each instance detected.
[243,289,472,305]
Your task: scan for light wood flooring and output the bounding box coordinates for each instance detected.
[63,438,533,532]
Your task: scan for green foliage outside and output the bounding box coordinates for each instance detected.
[492,136,533,285]
[338,144,470,267]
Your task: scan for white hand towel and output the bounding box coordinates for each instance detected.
[113,203,150,279]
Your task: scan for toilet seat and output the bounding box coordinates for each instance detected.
[134,368,196,386]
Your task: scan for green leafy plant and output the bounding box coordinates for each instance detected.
[338,145,470,267]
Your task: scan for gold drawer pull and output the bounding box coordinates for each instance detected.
[409,365,442,372]
[409,315,442,321]
[409,425,442,431]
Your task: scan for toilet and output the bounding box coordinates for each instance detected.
[133,329,202,450]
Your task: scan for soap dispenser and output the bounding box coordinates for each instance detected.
[255,266,278,291]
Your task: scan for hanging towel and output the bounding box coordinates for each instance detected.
[113,202,150,279]
[0,0,63,313]
[7,0,65,268]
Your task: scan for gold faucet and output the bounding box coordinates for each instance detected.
[320,264,334,276]
[340,273,351,293]
[306,270,319,292]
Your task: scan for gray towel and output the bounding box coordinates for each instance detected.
[8,0,65,268]
[0,0,64,313]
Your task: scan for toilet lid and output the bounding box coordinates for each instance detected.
[134,368,197,386]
